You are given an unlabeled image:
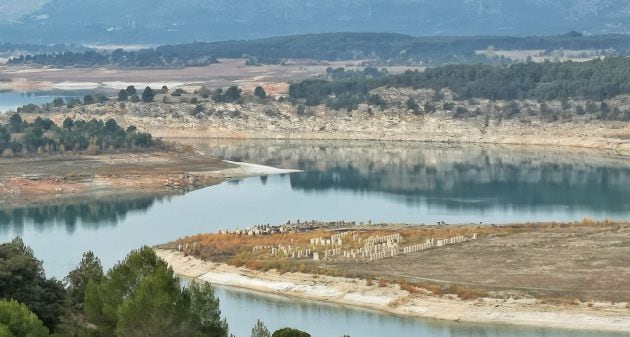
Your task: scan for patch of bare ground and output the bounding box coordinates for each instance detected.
[0,151,234,206]
[156,243,630,333]
[169,221,630,303]
[331,222,630,303]
[0,59,420,93]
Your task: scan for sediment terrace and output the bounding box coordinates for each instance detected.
[155,220,630,332]
[163,221,630,302]
[18,96,630,156]
[0,151,233,206]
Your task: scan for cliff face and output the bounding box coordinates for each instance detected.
[23,88,630,157]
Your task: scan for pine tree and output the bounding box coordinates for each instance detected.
[254,86,267,99]
[142,86,155,103]
[251,319,270,337]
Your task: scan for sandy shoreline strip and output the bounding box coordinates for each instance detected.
[155,249,630,333]
[0,154,300,207]
[225,160,302,176]
[203,160,302,179]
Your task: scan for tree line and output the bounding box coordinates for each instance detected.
[288,57,630,111]
[0,238,314,337]
[0,43,85,54]
[8,48,219,68]
[9,31,630,68]
[0,114,155,157]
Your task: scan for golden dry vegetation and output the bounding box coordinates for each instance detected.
[168,219,630,302]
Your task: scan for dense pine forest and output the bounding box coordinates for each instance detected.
[288,57,630,112]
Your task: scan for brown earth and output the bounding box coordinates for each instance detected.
[0,151,233,207]
[172,221,630,302]
[157,248,630,333]
[0,59,421,95]
[331,222,630,302]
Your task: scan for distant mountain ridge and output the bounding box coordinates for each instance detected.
[9,32,630,68]
[2,0,630,44]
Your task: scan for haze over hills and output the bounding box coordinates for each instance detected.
[2,0,630,44]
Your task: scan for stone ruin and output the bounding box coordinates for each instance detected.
[216,220,362,238]
[222,224,479,264]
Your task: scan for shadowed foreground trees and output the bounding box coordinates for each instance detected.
[0,300,50,337]
[84,247,228,337]
[0,239,229,337]
[64,251,103,313]
[0,238,65,331]
[0,237,316,337]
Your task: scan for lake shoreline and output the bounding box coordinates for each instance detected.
[155,248,630,334]
[7,104,630,156]
[0,151,300,207]
[147,124,630,157]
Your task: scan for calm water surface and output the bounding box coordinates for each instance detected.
[2,139,629,337]
[215,286,627,337]
[0,90,97,112]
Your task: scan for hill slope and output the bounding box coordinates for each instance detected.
[2,0,630,44]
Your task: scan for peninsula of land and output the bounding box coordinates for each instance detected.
[156,221,630,333]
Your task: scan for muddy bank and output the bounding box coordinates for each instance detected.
[155,249,630,333]
[0,151,298,207]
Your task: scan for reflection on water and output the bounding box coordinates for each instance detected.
[290,164,629,211]
[195,139,630,214]
[216,286,628,337]
[0,90,108,112]
[2,139,630,337]
[0,196,165,235]
[2,139,630,277]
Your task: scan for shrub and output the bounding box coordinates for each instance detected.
[422,283,443,295]
[456,288,487,300]
[254,86,267,99]
[540,296,580,306]
[2,148,14,158]
[399,282,419,294]
[199,87,211,98]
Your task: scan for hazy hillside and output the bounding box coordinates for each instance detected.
[2,0,630,44]
[8,32,630,67]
